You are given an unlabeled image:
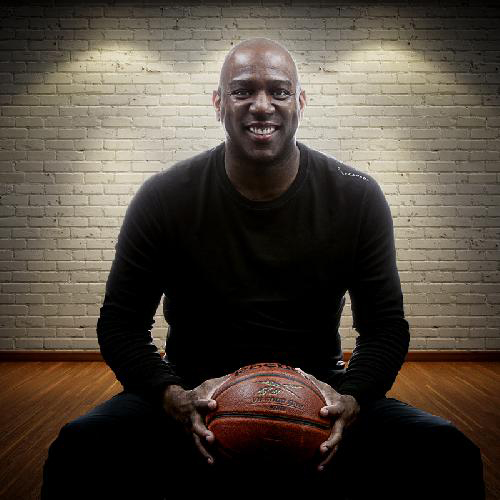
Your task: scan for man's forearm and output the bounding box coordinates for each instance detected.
[337,323,409,406]
[97,311,184,403]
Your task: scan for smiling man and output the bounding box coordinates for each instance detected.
[42,38,484,499]
[214,39,304,193]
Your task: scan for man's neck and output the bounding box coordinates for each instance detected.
[224,143,300,202]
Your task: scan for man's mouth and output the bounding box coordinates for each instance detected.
[249,126,276,135]
[247,125,278,139]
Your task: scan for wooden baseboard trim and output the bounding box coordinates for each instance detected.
[0,350,499,362]
[403,350,500,361]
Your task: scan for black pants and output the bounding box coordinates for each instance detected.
[41,392,485,500]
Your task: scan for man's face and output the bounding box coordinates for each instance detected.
[213,45,306,164]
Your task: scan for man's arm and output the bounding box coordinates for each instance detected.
[338,179,410,407]
[97,174,233,465]
[97,175,185,404]
[302,179,408,471]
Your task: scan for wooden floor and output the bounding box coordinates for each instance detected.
[0,361,498,500]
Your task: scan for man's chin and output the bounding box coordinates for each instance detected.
[240,140,287,164]
[226,136,295,165]
[248,148,279,164]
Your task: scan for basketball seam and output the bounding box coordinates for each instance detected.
[213,372,325,402]
[207,412,331,431]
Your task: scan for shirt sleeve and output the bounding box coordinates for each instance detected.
[96,174,186,405]
[337,179,410,406]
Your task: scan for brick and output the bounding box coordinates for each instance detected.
[16,338,44,348]
[43,338,74,349]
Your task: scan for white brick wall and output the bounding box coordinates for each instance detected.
[0,1,499,352]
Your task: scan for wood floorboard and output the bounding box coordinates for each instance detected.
[387,362,500,500]
[0,361,498,500]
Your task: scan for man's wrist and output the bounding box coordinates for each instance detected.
[341,393,360,409]
[161,383,185,401]
[338,388,364,407]
[152,378,188,406]
[163,383,182,395]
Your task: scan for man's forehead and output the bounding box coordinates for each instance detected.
[221,43,298,86]
[233,46,291,66]
[228,65,294,84]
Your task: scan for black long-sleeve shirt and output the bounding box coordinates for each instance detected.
[97,142,410,407]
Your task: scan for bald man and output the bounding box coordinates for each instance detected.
[42,39,484,499]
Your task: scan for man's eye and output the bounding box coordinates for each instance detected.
[231,90,251,98]
[273,90,291,100]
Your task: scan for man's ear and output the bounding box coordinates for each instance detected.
[298,89,306,121]
[212,89,221,122]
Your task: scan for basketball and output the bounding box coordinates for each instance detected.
[205,362,331,464]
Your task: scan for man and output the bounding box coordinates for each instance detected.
[42,38,484,499]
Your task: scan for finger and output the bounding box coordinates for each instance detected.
[191,412,213,442]
[208,375,230,398]
[212,374,231,386]
[295,368,326,396]
[295,367,320,384]
[318,444,339,471]
[194,398,217,413]
[320,419,344,454]
[295,368,319,388]
[192,432,215,465]
[318,420,345,471]
[199,374,231,399]
[320,401,343,418]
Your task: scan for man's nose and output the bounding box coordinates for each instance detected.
[249,90,274,114]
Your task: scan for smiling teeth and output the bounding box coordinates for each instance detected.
[249,127,275,135]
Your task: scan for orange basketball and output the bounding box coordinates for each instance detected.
[206,363,331,464]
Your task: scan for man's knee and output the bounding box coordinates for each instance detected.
[434,422,483,480]
[425,420,480,460]
[42,419,107,500]
[47,414,139,475]
[409,420,485,498]
[55,417,114,451]
[341,405,484,499]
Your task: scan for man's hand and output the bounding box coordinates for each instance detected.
[295,368,360,471]
[161,374,230,465]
